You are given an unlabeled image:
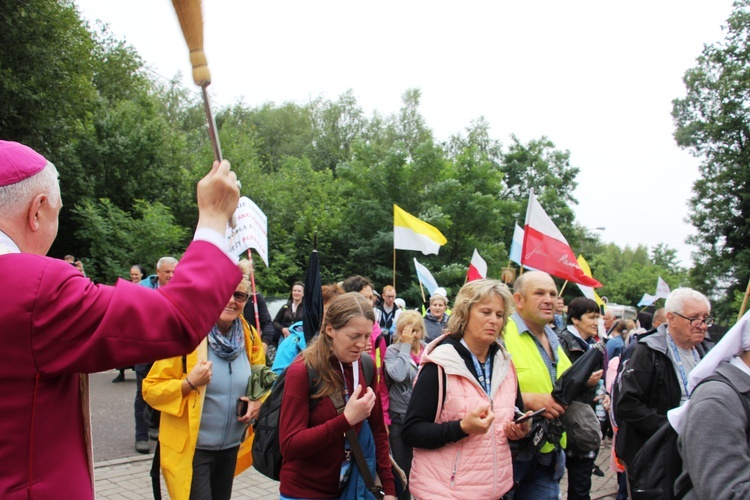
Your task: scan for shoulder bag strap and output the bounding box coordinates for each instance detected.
[330,392,385,500]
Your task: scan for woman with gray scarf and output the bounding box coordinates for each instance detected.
[143,259,269,500]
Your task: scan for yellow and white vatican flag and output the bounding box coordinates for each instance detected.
[393,204,447,255]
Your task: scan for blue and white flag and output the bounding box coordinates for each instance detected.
[637,293,657,307]
[414,258,439,296]
[509,223,524,266]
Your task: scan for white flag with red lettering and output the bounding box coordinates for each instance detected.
[522,190,602,287]
[655,276,671,300]
[466,249,487,282]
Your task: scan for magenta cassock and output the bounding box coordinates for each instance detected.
[0,241,241,499]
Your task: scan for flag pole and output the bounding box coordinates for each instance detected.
[739,276,750,321]
[559,280,569,296]
[247,252,261,334]
[418,279,426,303]
[393,248,396,289]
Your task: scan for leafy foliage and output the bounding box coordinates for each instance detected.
[2,0,704,318]
[673,0,750,320]
[72,199,189,283]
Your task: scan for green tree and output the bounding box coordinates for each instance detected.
[501,135,580,233]
[673,0,750,321]
[0,0,98,152]
[72,198,189,283]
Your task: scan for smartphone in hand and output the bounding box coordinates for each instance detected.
[514,408,546,424]
[236,398,248,417]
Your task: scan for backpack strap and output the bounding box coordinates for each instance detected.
[696,373,750,420]
[434,364,445,422]
[361,354,375,386]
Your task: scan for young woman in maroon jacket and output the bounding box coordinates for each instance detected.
[278,292,396,499]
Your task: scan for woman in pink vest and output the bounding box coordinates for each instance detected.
[403,279,531,500]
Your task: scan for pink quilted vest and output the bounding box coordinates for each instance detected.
[410,337,517,500]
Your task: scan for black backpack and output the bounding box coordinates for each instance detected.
[627,372,750,500]
[252,354,374,480]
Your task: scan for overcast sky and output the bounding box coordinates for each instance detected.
[75,0,735,267]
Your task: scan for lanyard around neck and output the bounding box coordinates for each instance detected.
[666,333,699,396]
[461,339,491,396]
[338,360,360,402]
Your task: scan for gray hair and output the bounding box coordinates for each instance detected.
[156,256,178,270]
[665,288,710,314]
[0,162,61,218]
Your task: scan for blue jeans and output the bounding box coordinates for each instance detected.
[509,457,560,500]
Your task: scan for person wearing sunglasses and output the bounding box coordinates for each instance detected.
[143,259,269,500]
[614,287,714,490]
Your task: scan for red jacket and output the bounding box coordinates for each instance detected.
[0,241,240,499]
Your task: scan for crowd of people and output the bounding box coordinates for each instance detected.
[2,139,746,500]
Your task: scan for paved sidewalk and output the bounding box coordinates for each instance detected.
[94,455,279,499]
[94,440,619,499]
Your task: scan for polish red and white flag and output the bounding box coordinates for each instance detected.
[522,190,602,287]
[466,248,488,282]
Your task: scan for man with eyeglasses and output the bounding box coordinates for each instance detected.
[614,287,714,490]
[376,285,401,342]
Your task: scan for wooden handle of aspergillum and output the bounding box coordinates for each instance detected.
[172,0,211,86]
[190,50,211,87]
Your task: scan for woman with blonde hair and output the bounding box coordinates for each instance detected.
[385,309,427,478]
[278,292,396,499]
[403,279,531,500]
[143,259,269,500]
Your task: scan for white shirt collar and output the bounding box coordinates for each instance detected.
[567,324,583,340]
[0,229,20,254]
[730,356,750,378]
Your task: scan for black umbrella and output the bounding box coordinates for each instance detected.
[302,234,323,343]
[552,341,606,405]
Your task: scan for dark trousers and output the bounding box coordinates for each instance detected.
[389,412,413,479]
[565,454,596,500]
[134,364,149,441]
[616,472,628,500]
[190,446,239,500]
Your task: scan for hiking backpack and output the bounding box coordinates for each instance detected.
[252,354,374,480]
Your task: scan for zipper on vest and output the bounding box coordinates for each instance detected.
[450,450,461,488]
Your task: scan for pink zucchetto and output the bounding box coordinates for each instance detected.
[0,140,48,187]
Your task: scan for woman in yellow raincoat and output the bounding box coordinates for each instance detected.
[143,259,269,500]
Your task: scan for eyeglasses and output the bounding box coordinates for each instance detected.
[673,312,714,328]
[232,291,249,303]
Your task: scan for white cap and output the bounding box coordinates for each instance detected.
[394,298,406,309]
[431,287,448,300]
